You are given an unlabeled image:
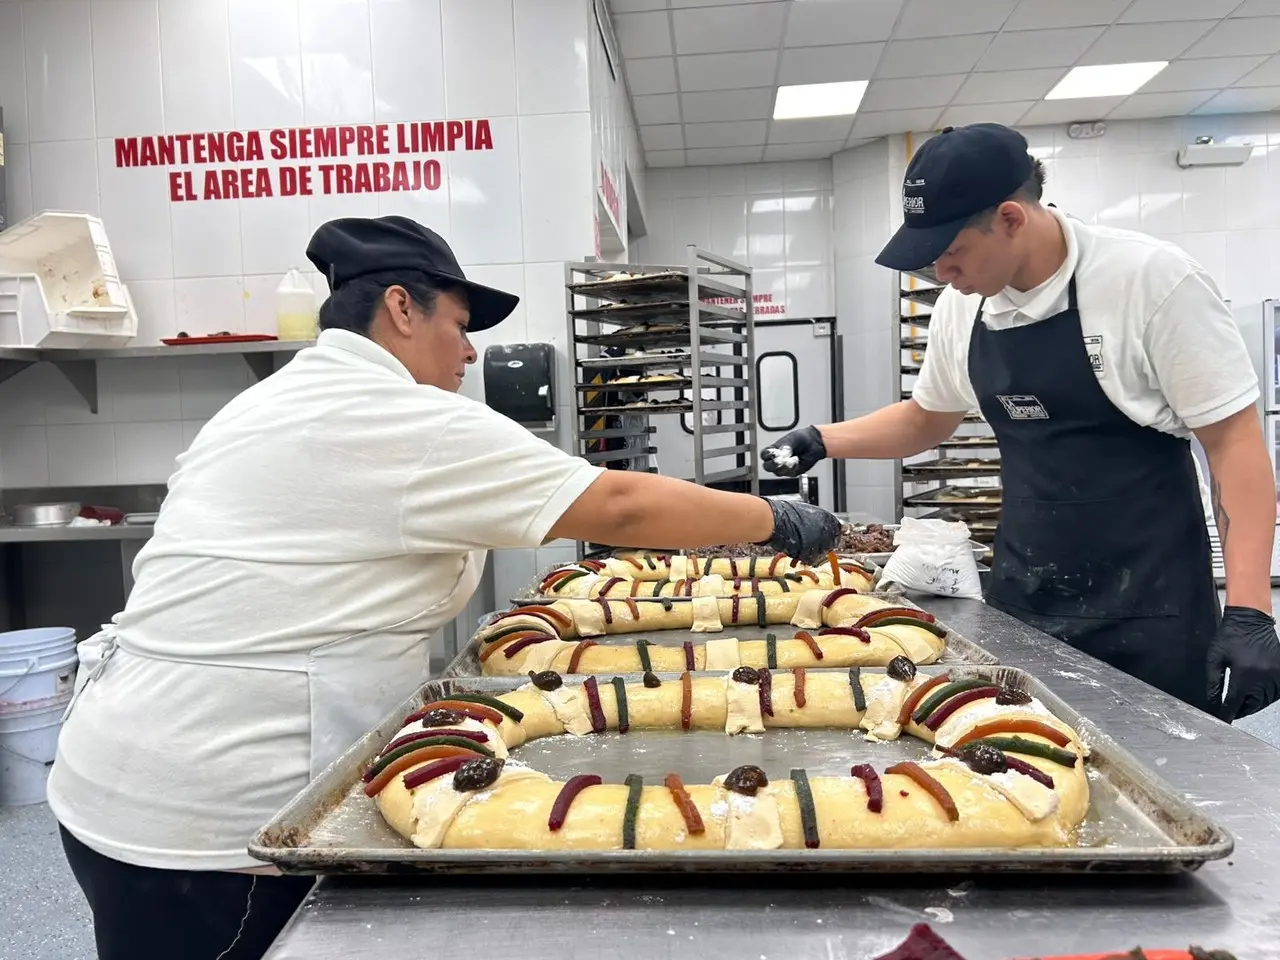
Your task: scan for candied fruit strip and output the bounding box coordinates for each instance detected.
[664,773,706,835]
[611,676,630,734]
[683,641,695,672]
[363,735,493,782]
[766,633,778,670]
[951,717,1072,749]
[442,692,524,724]
[548,774,602,831]
[850,763,883,814]
[402,754,474,791]
[896,674,950,727]
[793,668,807,709]
[378,728,487,758]
[869,616,949,639]
[624,598,640,621]
[478,630,543,662]
[567,640,597,674]
[494,604,571,631]
[681,671,692,730]
[911,678,989,726]
[827,551,842,587]
[886,761,959,822]
[406,701,504,727]
[853,607,937,629]
[1003,756,1055,789]
[922,686,1002,731]
[583,676,607,734]
[818,626,871,643]
[970,736,1078,768]
[501,635,554,661]
[622,774,643,850]
[758,667,774,718]
[636,640,654,674]
[819,587,857,608]
[795,631,825,661]
[597,577,624,597]
[363,746,476,796]
[790,769,820,849]
[849,667,866,713]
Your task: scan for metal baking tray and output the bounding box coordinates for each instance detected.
[575,326,743,349]
[578,349,747,370]
[901,459,1002,479]
[571,300,744,326]
[569,272,743,306]
[904,485,1004,507]
[901,287,942,308]
[899,313,931,327]
[248,665,1234,875]
[441,596,998,679]
[575,375,748,393]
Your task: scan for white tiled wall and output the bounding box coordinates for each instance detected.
[636,159,837,319]
[0,0,598,490]
[834,111,1280,521]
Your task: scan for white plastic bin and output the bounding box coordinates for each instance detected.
[0,692,71,805]
[0,626,78,703]
[0,210,138,348]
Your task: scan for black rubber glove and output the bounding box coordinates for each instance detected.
[758,497,843,566]
[1208,606,1280,722]
[761,425,826,478]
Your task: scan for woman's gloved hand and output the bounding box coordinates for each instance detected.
[1208,606,1280,722]
[758,497,843,566]
[761,425,826,478]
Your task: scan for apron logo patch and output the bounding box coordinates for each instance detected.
[1083,334,1104,374]
[997,395,1050,420]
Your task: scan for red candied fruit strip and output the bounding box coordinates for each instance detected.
[502,635,554,660]
[664,773,706,836]
[567,640,596,674]
[402,754,473,791]
[923,686,1002,731]
[1004,756,1055,789]
[681,672,692,730]
[683,641,695,672]
[886,761,959,822]
[379,728,488,757]
[794,631,825,661]
[896,674,950,727]
[793,668,807,709]
[819,626,871,644]
[819,587,859,608]
[850,764,883,813]
[758,667,774,718]
[548,774,603,831]
[583,676,607,733]
[853,607,936,629]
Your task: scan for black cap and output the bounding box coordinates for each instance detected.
[875,123,1034,272]
[306,215,519,332]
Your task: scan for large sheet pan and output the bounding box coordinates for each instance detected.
[248,665,1233,875]
[441,595,998,679]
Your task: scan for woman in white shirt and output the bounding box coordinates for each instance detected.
[48,215,841,960]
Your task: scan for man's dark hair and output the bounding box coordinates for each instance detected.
[965,158,1047,231]
[318,269,459,336]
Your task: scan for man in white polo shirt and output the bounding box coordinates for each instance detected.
[763,122,1280,722]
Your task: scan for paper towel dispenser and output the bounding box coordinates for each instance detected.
[483,342,555,428]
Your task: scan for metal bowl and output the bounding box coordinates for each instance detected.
[8,501,82,527]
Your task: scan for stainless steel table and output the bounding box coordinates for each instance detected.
[263,597,1280,959]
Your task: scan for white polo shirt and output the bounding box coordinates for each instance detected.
[912,207,1259,435]
[48,329,601,870]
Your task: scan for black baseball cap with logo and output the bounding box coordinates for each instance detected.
[306,215,519,332]
[875,123,1035,272]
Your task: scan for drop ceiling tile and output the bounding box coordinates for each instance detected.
[1231,0,1280,15]
[784,0,904,46]
[672,2,788,55]
[625,56,678,95]
[640,124,684,151]
[613,11,673,59]
[850,107,943,138]
[876,35,994,80]
[1106,90,1217,119]
[681,88,775,122]
[937,101,1035,127]
[1005,0,1128,30]
[951,68,1064,104]
[1237,54,1280,88]
[861,74,966,112]
[1143,56,1267,93]
[683,120,769,148]
[1119,0,1243,22]
[678,50,779,92]
[669,0,776,6]
[1079,21,1214,65]
[646,149,686,167]
[685,145,766,165]
[1193,86,1280,114]
[610,0,667,10]
[896,0,1018,39]
[777,42,883,86]
[1185,17,1280,58]
[977,27,1104,71]
[763,141,846,162]
[1019,97,1125,125]
[633,93,681,125]
[767,116,855,144]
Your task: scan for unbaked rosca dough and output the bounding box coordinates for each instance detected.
[475,589,948,676]
[370,670,1090,852]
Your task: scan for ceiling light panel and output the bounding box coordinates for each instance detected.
[1046,62,1169,99]
[773,81,869,120]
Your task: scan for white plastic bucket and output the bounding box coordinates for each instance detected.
[0,627,78,703]
[0,692,70,805]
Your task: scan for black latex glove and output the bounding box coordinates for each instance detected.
[761,425,826,478]
[758,497,843,566]
[1208,606,1280,722]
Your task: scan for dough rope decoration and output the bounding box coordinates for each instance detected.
[475,589,948,676]
[370,665,1091,852]
[538,552,877,599]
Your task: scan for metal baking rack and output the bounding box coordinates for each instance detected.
[565,247,760,560]
[894,265,1001,543]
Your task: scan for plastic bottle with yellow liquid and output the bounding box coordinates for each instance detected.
[276,268,318,341]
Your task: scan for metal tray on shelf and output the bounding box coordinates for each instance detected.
[904,486,1003,509]
[575,326,743,349]
[574,375,692,393]
[441,594,997,679]
[578,349,747,370]
[899,314,930,327]
[569,272,742,305]
[901,287,943,308]
[937,436,999,450]
[901,459,1002,479]
[570,300,742,326]
[900,335,929,349]
[577,399,695,415]
[248,665,1233,875]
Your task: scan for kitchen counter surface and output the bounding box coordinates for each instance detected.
[262,595,1280,959]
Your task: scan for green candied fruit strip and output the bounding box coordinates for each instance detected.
[622,773,643,850]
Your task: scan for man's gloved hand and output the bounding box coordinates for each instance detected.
[761,425,826,478]
[1208,606,1280,722]
[758,497,843,566]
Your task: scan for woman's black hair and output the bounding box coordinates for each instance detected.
[318,269,456,336]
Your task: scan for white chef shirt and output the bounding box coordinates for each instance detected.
[47,329,601,870]
[912,207,1259,435]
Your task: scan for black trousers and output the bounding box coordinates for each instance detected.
[60,826,314,960]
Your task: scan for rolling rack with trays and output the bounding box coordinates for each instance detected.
[895,265,1001,545]
[564,247,760,560]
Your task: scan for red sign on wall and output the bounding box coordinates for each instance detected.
[114,119,495,203]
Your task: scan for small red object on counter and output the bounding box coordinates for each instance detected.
[79,505,124,525]
[870,924,1238,960]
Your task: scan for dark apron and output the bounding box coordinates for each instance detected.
[967,275,1220,713]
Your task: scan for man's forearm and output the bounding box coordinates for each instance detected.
[818,401,966,460]
[1199,410,1276,613]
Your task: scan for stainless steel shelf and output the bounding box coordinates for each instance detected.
[577,349,746,369]
[0,523,155,543]
[45,340,312,361]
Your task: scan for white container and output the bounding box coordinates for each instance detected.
[0,210,138,348]
[276,267,318,341]
[0,692,72,805]
[0,626,78,703]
